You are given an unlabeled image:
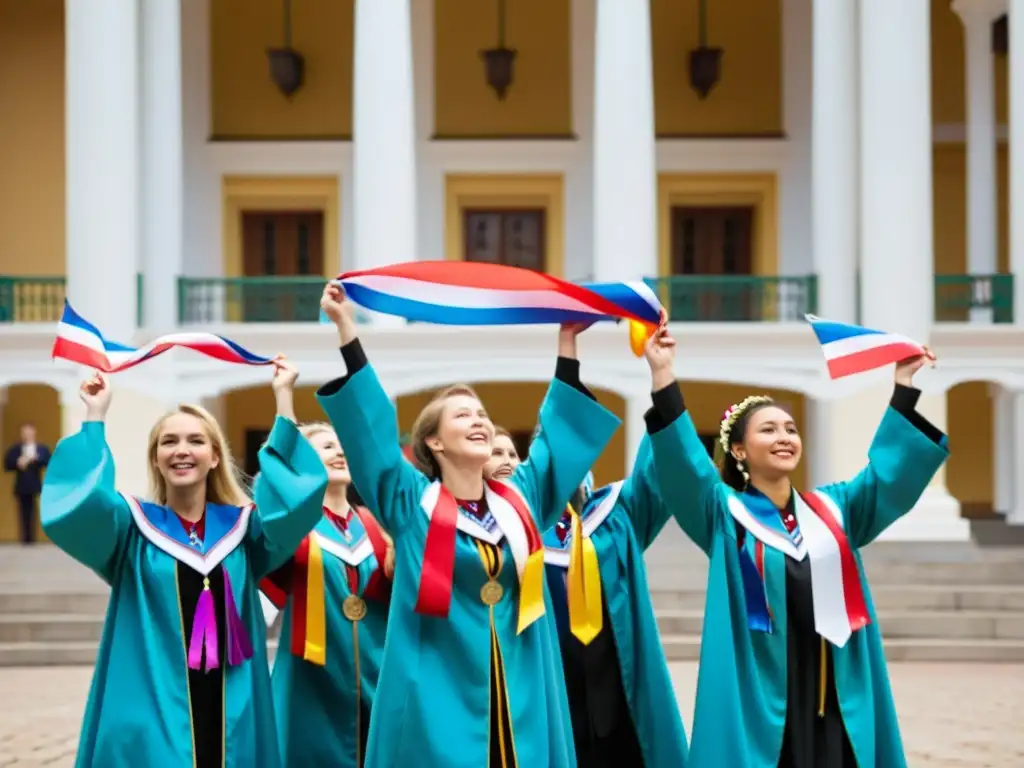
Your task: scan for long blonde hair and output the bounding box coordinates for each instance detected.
[146,404,251,507]
[299,420,396,576]
[409,384,481,479]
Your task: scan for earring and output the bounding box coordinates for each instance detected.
[736,459,750,490]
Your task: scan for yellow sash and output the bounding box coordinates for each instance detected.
[566,503,603,644]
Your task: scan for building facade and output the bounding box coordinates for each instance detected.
[1,0,1022,542]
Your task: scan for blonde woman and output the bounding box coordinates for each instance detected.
[317,283,622,768]
[260,421,395,767]
[40,361,327,768]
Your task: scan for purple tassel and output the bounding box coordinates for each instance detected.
[223,570,253,666]
[188,579,220,671]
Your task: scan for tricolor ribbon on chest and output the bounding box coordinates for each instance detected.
[259,506,391,667]
[417,479,546,633]
[729,489,871,648]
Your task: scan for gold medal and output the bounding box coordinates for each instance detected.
[480,580,504,606]
[343,595,367,622]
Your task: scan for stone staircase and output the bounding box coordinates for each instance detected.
[2,532,1023,665]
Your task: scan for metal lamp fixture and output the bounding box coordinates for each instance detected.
[267,0,305,98]
[689,0,723,99]
[481,0,517,100]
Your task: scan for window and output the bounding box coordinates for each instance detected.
[669,206,757,321]
[240,211,325,321]
[243,428,271,480]
[463,209,546,272]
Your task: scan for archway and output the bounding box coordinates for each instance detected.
[946,381,995,518]
[1,383,60,542]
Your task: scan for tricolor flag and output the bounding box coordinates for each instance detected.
[804,314,926,379]
[335,261,664,355]
[52,301,274,373]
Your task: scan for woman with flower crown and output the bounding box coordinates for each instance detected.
[645,341,946,768]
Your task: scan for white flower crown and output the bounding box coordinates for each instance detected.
[718,395,775,456]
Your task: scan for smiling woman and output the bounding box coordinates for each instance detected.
[39,361,328,768]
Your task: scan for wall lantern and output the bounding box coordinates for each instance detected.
[267,0,305,98]
[689,0,723,99]
[481,0,517,100]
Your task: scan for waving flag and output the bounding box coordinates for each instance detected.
[805,314,926,379]
[335,261,664,355]
[52,301,274,373]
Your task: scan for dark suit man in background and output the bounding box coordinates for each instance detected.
[4,423,51,544]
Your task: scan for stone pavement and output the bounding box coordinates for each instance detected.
[1,663,1021,767]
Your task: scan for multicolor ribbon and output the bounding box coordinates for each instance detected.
[565,503,603,644]
[335,261,664,356]
[52,300,273,373]
[415,480,547,634]
[187,570,252,672]
[805,314,926,379]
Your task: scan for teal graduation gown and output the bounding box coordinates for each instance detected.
[40,416,328,768]
[649,383,949,768]
[262,509,391,767]
[543,434,690,767]
[316,340,621,768]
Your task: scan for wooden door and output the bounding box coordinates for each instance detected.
[463,209,546,272]
[670,206,756,320]
[241,211,325,321]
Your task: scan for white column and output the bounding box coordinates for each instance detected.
[859,0,933,341]
[65,0,139,341]
[142,0,184,330]
[811,0,858,323]
[352,0,417,283]
[990,384,1015,514]
[954,0,1004,324]
[1008,390,1024,524]
[1010,4,1024,325]
[592,0,657,282]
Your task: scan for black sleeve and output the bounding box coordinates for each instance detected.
[316,339,369,398]
[889,384,945,446]
[644,381,686,435]
[554,357,596,401]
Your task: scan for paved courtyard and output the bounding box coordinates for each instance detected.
[0,662,1021,766]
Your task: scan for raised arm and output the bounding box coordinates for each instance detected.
[40,374,131,582]
[315,284,426,534]
[825,378,948,547]
[248,359,329,579]
[511,325,622,530]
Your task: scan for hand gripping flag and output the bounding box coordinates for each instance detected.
[335,261,665,355]
[52,301,274,372]
[805,314,927,379]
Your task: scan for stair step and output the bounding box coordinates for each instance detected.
[0,591,110,615]
[655,609,1024,640]
[658,635,1024,663]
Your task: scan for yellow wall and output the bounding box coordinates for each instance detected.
[932,145,1010,275]
[946,382,993,507]
[0,385,61,542]
[652,0,782,137]
[931,0,1009,126]
[0,0,64,276]
[434,0,571,137]
[223,386,326,468]
[210,0,354,139]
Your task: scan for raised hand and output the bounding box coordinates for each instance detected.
[321,282,358,344]
[80,372,112,420]
[894,345,936,387]
[644,323,677,391]
[271,356,299,393]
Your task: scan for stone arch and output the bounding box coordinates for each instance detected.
[946,379,998,518]
[1,382,61,542]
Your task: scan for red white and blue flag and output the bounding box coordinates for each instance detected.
[335,261,664,353]
[52,301,273,373]
[805,314,926,379]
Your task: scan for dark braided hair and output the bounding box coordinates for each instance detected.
[717,397,777,492]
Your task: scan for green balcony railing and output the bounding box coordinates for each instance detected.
[0,276,66,322]
[178,276,330,324]
[934,273,1013,323]
[643,275,818,322]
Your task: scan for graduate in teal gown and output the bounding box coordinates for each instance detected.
[41,361,328,768]
[259,421,395,767]
[645,337,948,768]
[315,283,621,768]
[487,327,690,768]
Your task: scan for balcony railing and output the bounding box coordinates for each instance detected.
[0,276,66,322]
[644,275,818,322]
[178,277,327,324]
[934,273,1013,323]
